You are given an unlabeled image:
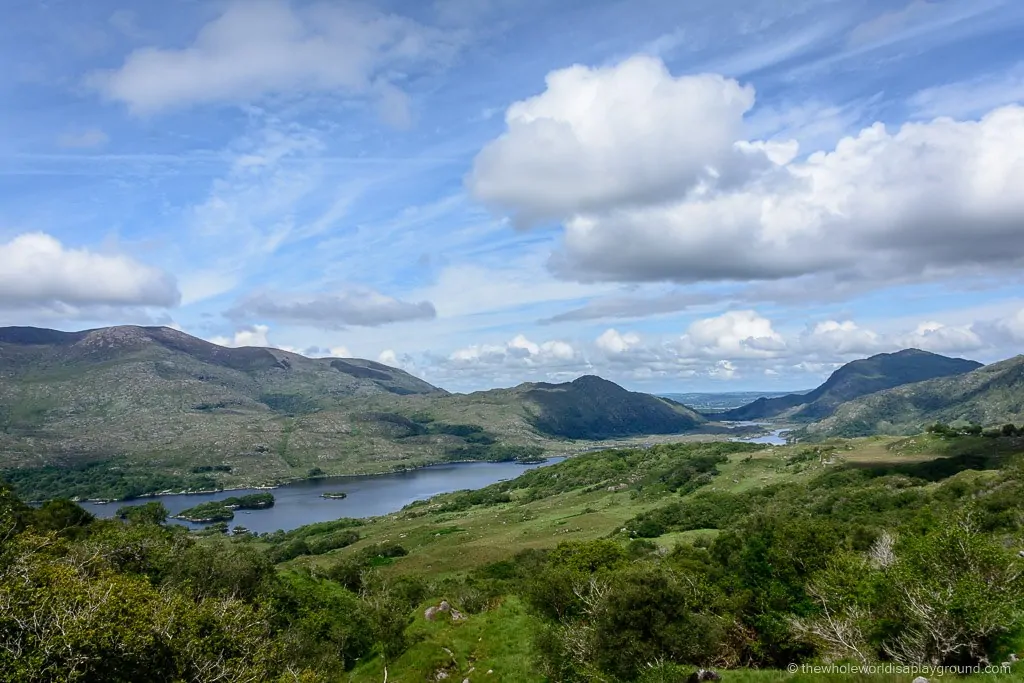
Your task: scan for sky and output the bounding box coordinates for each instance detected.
[2,0,1024,393]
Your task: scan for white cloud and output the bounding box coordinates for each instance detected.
[910,62,1024,120]
[709,359,738,380]
[679,310,786,359]
[468,55,759,224]
[596,328,641,354]
[0,232,178,309]
[449,334,577,367]
[898,321,984,353]
[986,308,1024,343]
[554,105,1024,283]
[802,320,882,355]
[210,324,271,348]
[87,0,461,118]
[471,55,1024,290]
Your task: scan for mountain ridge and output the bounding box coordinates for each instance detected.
[0,325,708,499]
[806,354,1024,437]
[713,349,983,422]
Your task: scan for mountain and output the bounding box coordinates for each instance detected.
[714,349,983,422]
[442,375,705,440]
[0,325,444,398]
[806,355,1024,438]
[0,326,706,500]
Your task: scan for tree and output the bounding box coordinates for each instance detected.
[879,513,1024,666]
[590,565,728,679]
[29,499,94,537]
[117,502,168,525]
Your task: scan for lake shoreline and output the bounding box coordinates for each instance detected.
[73,456,567,505]
[81,457,564,534]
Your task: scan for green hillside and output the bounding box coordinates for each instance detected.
[442,375,705,440]
[0,326,709,500]
[6,431,1023,681]
[806,355,1024,437]
[716,349,982,421]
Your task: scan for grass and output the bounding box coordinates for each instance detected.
[345,596,1022,682]
[294,437,940,579]
[267,433,1024,680]
[349,596,542,682]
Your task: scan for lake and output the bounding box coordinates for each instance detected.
[731,427,789,445]
[81,458,562,534]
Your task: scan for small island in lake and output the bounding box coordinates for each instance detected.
[174,492,275,523]
[320,491,348,499]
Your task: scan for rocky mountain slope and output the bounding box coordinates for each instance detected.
[715,349,982,422]
[806,355,1024,437]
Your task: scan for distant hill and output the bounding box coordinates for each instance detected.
[0,325,444,399]
[806,355,1024,438]
[659,391,801,413]
[0,326,707,500]
[510,375,704,439]
[714,349,982,422]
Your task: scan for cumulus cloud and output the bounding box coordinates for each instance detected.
[981,308,1024,344]
[449,334,576,367]
[303,345,353,358]
[897,321,984,353]
[210,324,271,348]
[471,55,1024,290]
[227,289,436,328]
[802,320,882,355]
[679,310,786,359]
[596,329,641,354]
[709,360,738,380]
[0,232,178,309]
[378,349,421,373]
[421,304,1024,391]
[87,0,460,118]
[468,55,759,224]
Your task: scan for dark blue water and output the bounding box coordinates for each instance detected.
[81,458,562,534]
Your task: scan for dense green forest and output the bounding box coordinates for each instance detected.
[3,434,1024,681]
[174,492,276,522]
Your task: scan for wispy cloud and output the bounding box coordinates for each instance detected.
[909,61,1024,119]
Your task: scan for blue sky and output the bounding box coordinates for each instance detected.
[3,0,1024,392]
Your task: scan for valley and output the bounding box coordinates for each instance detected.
[4,326,1024,681]
[6,425,1023,682]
